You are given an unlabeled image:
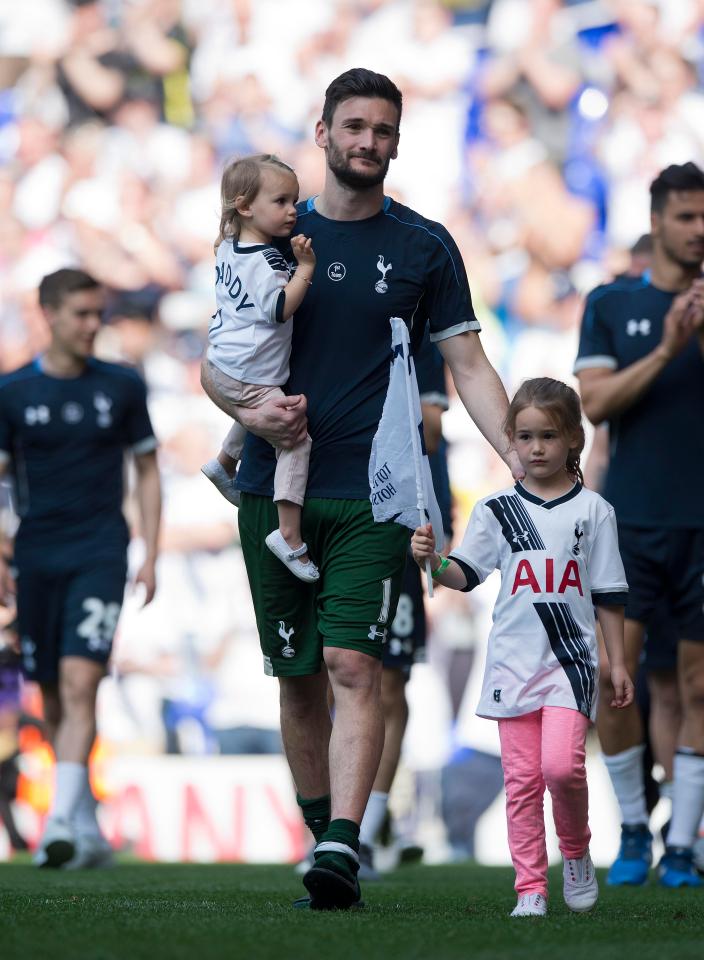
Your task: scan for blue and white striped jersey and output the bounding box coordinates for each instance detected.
[450,482,627,721]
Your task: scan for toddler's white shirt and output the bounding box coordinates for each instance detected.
[207,240,292,385]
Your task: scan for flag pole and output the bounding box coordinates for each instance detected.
[399,325,435,599]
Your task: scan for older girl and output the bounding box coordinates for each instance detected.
[412,378,633,917]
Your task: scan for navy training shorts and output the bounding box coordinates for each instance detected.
[16,558,128,683]
[382,556,427,676]
[617,524,704,642]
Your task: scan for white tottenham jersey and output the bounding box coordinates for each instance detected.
[450,482,628,722]
[207,240,292,385]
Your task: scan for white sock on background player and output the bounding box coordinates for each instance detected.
[50,762,88,825]
[359,791,389,847]
[602,744,649,824]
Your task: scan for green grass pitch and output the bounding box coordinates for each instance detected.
[1,860,702,960]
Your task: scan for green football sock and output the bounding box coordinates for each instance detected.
[296,793,330,842]
[314,819,361,880]
[320,818,360,853]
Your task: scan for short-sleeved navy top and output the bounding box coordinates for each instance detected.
[575,273,704,528]
[0,358,156,567]
[238,196,479,499]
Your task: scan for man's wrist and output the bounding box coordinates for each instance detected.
[653,344,674,364]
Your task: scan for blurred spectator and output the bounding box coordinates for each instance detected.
[54,0,190,128]
[384,0,475,219]
[465,94,593,342]
[0,478,26,852]
[480,0,584,167]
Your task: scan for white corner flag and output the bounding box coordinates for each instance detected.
[369,317,444,596]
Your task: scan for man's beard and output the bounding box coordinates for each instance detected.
[326,139,390,189]
[662,235,704,270]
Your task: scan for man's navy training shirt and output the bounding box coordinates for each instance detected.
[574,274,704,528]
[0,358,157,567]
[237,196,479,500]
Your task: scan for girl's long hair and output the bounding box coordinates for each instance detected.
[215,154,296,252]
[503,378,586,484]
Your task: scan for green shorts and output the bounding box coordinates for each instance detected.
[238,494,409,677]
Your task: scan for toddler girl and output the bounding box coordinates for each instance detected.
[201,154,318,582]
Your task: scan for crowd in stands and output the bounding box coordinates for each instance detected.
[1,0,703,851]
[3,0,704,374]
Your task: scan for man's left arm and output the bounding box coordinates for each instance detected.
[133,450,161,605]
[438,331,523,479]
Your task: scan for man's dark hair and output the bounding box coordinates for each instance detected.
[38,268,100,309]
[321,68,402,129]
[650,162,704,213]
[630,233,653,256]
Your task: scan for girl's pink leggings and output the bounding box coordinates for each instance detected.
[498,706,591,897]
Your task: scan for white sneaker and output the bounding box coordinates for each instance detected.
[357,842,380,882]
[294,842,316,876]
[511,892,547,917]
[201,459,240,506]
[34,817,75,869]
[265,530,319,583]
[692,834,704,874]
[65,833,115,870]
[563,850,598,912]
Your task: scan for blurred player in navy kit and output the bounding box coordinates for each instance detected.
[0,268,161,869]
[356,331,450,876]
[575,162,704,887]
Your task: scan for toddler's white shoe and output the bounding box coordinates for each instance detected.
[201,459,240,506]
[265,530,319,583]
[510,892,547,917]
[563,850,598,912]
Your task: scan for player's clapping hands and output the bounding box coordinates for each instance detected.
[686,278,704,352]
[682,279,704,330]
[663,279,704,358]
